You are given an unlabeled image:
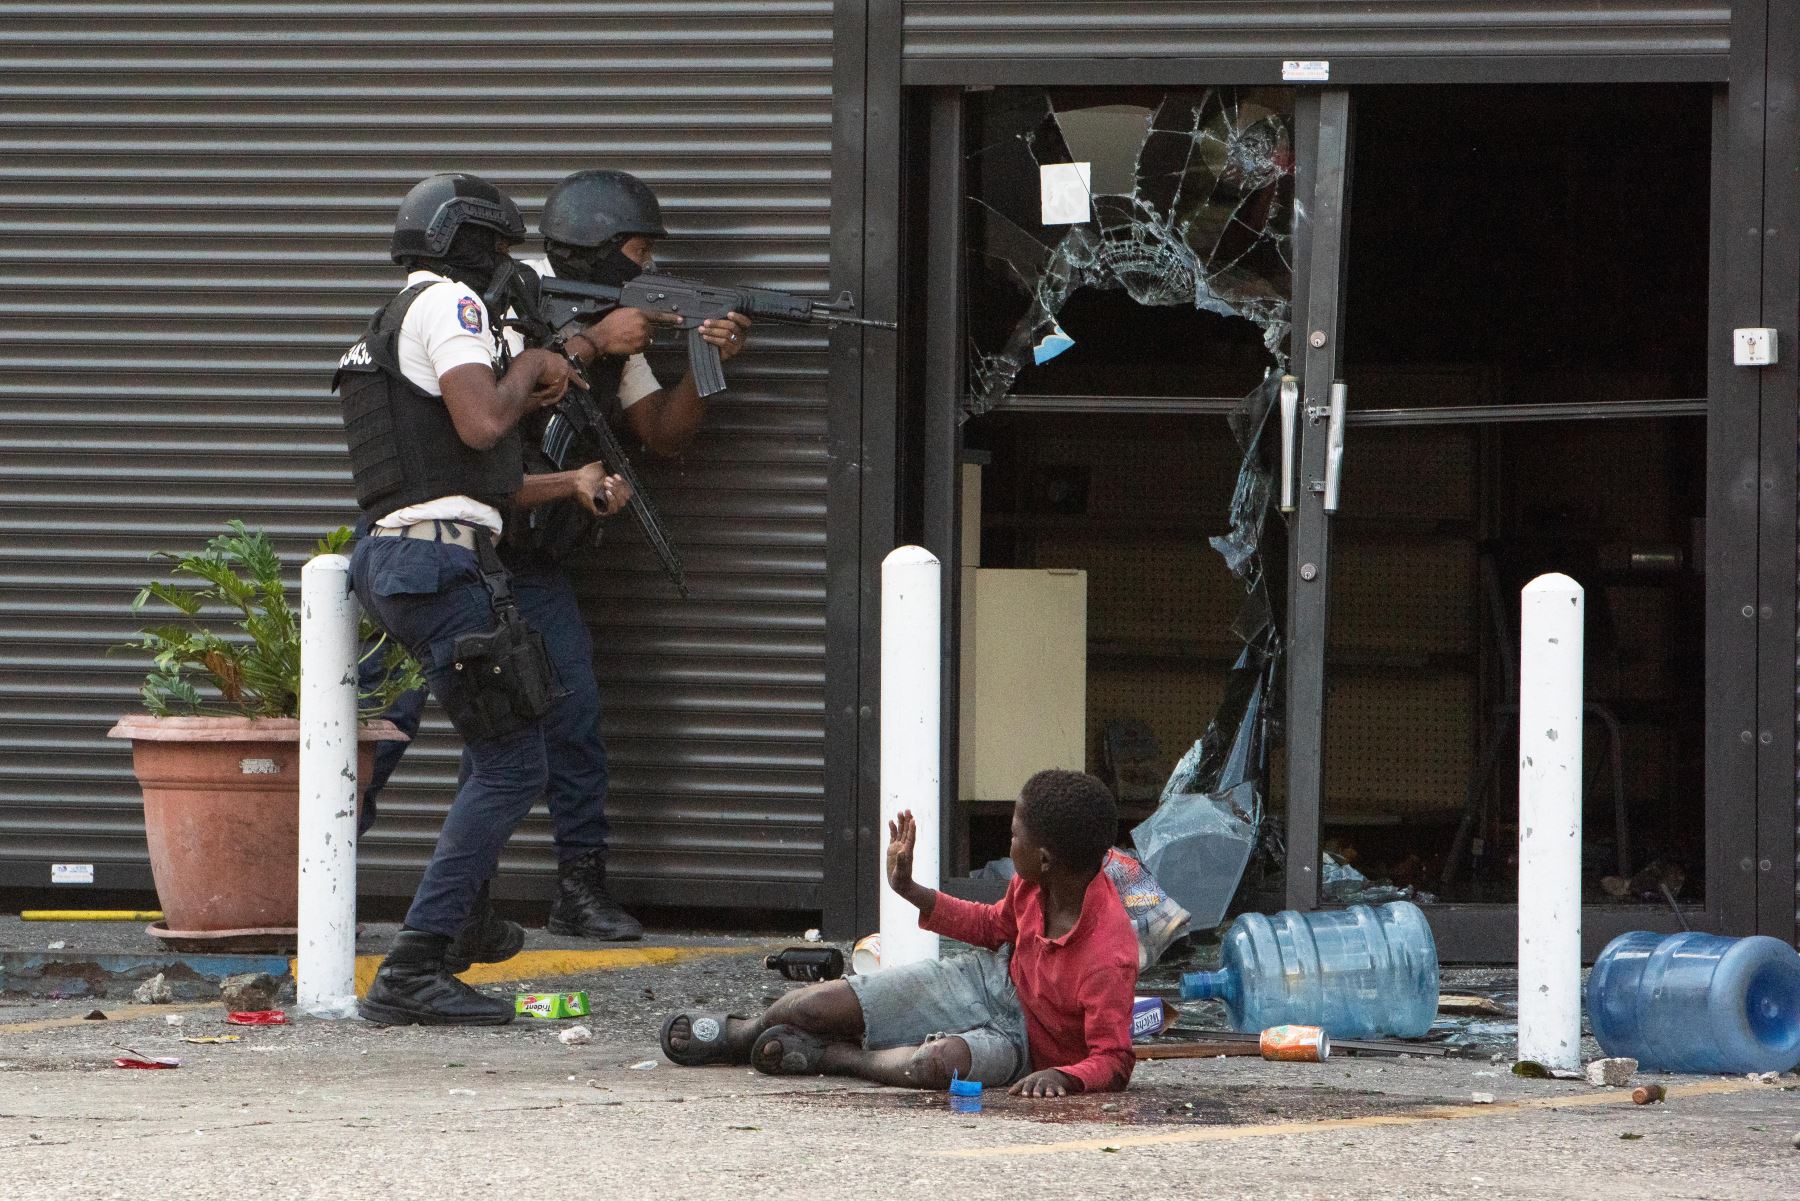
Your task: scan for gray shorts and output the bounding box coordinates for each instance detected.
[845,945,1030,1086]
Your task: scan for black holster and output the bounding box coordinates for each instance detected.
[435,533,559,742]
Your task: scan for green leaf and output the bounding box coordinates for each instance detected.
[117,519,359,719]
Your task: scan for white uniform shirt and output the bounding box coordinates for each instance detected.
[380,270,508,534]
[518,256,661,409]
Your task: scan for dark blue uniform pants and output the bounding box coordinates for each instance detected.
[358,560,609,862]
[350,536,549,938]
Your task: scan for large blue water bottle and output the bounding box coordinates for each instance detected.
[1179,900,1439,1038]
[1587,931,1800,1074]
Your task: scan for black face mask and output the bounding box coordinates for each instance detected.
[547,239,646,288]
[432,226,510,293]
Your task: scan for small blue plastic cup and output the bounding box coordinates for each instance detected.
[948,1071,983,1114]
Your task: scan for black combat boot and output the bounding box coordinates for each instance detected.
[546,850,643,941]
[359,929,515,1026]
[443,882,525,973]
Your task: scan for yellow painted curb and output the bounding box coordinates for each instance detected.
[328,944,759,998]
[938,1076,1768,1159]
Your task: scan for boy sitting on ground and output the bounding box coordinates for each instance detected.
[660,769,1139,1096]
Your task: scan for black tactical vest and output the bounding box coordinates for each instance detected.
[503,354,627,569]
[334,282,523,522]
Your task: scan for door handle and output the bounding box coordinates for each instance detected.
[1323,380,1347,514]
[1278,374,1299,513]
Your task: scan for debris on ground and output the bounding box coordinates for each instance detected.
[112,1045,178,1069]
[164,1014,185,1027]
[82,1009,107,1021]
[224,1009,288,1026]
[1586,1057,1637,1087]
[629,1060,657,1070]
[180,1036,241,1045]
[1632,1084,1667,1105]
[1513,1060,1581,1080]
[516,992,590,1020]
[558,1025,594,1046]
[46,940,66,950]
[802,928,822,943]
[218,972,281,1013]
[1440,994,1509,1017]
[1471,1092,1496,1104]
[131,973,173,1004]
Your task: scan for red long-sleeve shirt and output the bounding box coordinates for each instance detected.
[921,871,1139,1092]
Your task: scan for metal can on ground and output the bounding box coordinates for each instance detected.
[1259,1024,1331,1062]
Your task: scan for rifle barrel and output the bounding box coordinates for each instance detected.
[819,313,898,330]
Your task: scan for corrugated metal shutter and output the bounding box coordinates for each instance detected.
[902,1,1730,74]
[0,1,833,912]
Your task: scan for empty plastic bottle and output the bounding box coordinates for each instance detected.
[1179,900,1439,1038]
[1586,931,1800,1074]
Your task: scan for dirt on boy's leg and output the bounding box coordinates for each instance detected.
[761,978,867,1042]
[818,1035,972,1089]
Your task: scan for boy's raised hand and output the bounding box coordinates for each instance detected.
[885,810,917,893]
[885,810,933,914]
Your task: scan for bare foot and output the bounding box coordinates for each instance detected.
[665,1014,758,1062]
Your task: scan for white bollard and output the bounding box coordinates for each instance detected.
[297,554,361,1018]
[1517,572,1584,1069]
[878,545,941,969]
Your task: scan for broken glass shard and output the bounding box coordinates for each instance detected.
[966,87,1296,415]
[1131,643,1275,930]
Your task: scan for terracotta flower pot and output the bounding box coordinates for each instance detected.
[107,714,404,934]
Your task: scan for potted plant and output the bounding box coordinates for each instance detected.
[108,521,419,945]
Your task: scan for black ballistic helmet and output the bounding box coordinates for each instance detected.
[390,173,526,264]
[540,169,669,249]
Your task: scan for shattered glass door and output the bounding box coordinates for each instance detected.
[962,89,1299,924]
[966,89,1296,412]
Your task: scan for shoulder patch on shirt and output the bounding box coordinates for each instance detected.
[456,296,484,334]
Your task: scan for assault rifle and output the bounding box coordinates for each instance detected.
[536,273,896,397]
[487,261,690,598]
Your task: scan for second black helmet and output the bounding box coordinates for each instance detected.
[541,169,669,249]
[390,173,526,264]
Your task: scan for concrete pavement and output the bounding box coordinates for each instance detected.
[2,947,1796,1201]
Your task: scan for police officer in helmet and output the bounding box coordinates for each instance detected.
[335,173,623,1025]
[501,168,751,939]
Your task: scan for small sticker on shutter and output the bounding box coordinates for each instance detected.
[52,863,95,884]
[239,757,280,775]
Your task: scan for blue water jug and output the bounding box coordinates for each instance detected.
[1179,900,1439,1038]
[1587,931,1800,1074]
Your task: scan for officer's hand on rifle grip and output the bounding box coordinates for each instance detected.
[585,307,682,358]
[570,462,632,518]
[522,349,574,408]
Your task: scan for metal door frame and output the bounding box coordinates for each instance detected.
[1282,85,1764,961]
[829,0,1796,947]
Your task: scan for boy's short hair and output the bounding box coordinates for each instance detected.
[1018,770,1119,873]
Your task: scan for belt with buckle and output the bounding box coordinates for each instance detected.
[371,520,481,551]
